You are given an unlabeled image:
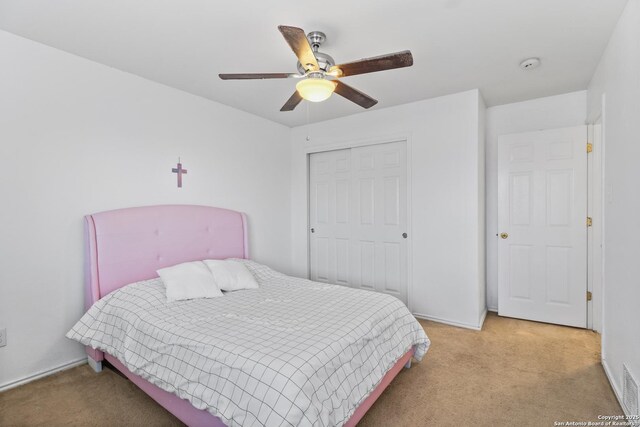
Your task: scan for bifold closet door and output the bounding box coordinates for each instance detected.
[309,141,408,304]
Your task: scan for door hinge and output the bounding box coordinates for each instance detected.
[587,291,592,301]
[587,217,593,227]
[587,143,593,153]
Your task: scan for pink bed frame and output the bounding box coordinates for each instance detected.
[84,204,413,427]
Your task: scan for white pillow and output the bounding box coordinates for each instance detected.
[203,260,259,291]
[157,261,223,302]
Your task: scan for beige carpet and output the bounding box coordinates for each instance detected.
[0,313,622,426]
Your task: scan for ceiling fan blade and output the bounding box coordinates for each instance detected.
[219,73,295,80]
[333,81,378,109]
[278,25,319,72]
[330,50,413,77]
[280,91,304,111]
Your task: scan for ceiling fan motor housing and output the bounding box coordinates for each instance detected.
[297,51,335,74]
[296,31,335,74]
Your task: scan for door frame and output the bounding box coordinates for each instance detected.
[305,133,414,311]
[587,110,605,333]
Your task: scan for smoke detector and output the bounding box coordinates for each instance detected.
[520,57,541,70]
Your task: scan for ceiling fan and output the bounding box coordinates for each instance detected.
[219,26,413,112]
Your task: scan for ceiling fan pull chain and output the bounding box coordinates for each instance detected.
[306,102,311,141]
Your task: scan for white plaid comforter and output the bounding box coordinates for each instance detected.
[67,260,430,427]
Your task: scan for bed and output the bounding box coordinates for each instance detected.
[68,205,429,426]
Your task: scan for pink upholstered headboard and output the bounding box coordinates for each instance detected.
[84,204,248,310]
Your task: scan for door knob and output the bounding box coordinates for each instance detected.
[402,233,408,239]
[500,232,509,239]
[310,228,315,233]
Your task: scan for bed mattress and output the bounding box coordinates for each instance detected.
[68,259,430,427]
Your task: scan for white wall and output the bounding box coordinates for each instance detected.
[485,91,587,310]
[587,0,640,413]
[0,31,292,389]
[290,90,486,329]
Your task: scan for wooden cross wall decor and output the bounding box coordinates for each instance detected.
[172,159,187,188]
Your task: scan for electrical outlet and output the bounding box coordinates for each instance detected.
[0,328,6,347]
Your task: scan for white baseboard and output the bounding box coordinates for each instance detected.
[0,357,87,393]
[414,311,486,331]
[602,357,627,416]
[488,306,498,312]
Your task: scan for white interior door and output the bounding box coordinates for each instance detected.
[309,141,408,304]
[498,126,587,328]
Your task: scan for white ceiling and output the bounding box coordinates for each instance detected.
[0,0,627,127]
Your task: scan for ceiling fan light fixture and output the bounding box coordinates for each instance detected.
[296,78,336,102]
